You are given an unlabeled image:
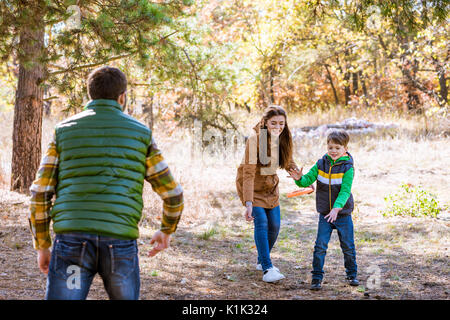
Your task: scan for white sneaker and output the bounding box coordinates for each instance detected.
[262,267,285,282]
[256,264,279,272]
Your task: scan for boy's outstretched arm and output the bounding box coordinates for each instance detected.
[294,164,318,188]
[332,167,354,209]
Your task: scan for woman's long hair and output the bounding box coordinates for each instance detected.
[258,105,293,170]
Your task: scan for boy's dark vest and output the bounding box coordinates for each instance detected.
[315,153,354,215]
[50,99,152,239]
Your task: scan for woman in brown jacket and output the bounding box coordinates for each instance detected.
[236,105,298,282]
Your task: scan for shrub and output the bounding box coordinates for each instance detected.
[382,184,443,218]
[198,226,218,240]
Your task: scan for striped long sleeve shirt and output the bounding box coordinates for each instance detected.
[29,132,184,250]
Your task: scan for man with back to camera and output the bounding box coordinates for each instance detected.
[28,66,184,300]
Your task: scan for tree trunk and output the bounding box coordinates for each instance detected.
[438,71,448,106]
[436,62,448,106]
[344,71,351,105]
[259,77,271,108]
[401,57,421,112]
[352,72,358,95]
[244,102,251,113]
[359,70,367,97]
[43,87,52,117]
[324,64,339,105]
[359,70,369,108]
[128,86,135,115]
[398,34,422,112]
[269,65,275,104]
[11,10,45,194]
[341,49,351,106]
[142,95,154,131]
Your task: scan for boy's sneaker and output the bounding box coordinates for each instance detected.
[262,267,285,282]
[256,264,279,272]
[310,279,322,290]
[346,276,359,286]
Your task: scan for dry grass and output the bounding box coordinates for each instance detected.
[0,107,449,300]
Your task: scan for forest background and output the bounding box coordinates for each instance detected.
[0,0,448,299]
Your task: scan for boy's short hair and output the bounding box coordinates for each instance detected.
[87,66,127,100]
[327,130,350,147]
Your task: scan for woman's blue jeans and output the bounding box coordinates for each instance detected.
[252,206,281,272]
[45,232,140,300]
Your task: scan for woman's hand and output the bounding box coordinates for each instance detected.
[287,167,303,181]
[245,201,253,221]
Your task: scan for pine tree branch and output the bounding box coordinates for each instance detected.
[48,30,179,76]
[219,111,238,131]
[402,66,446,107]
[44,96,58,102]
[378,34,395,59]
[181,47,199,82]
[48,52,136,76]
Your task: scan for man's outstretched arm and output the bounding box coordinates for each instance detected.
[145,136,184,236]
[29,133,59,274]
[29,133,59,251]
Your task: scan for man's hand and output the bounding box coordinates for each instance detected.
[245,202,253,222]
[37,248,51,274]
[287,167,303,180]
[324,207,342,223]
[148,230,171,257]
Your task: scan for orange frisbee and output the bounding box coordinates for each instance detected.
[287,187,314,198]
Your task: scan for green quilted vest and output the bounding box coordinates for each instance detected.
[50,99,151,239]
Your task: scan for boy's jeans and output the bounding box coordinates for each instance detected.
[311,214,357,281]
[45,232,140,300]
[252,206,281,271]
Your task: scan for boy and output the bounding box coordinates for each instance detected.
[288,130,358,290]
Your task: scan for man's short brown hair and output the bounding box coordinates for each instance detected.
[327,130,350,147]
[87,66,127,100]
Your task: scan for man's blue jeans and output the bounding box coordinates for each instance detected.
[312,214,357,281]
[252,206,281,271]
[45,232,140,300]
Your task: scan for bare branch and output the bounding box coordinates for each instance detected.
[48,52,135,76]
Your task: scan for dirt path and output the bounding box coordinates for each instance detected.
[0,188,448,300]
